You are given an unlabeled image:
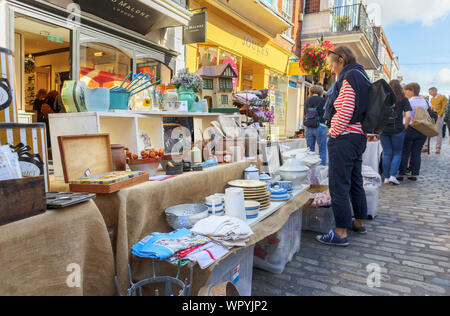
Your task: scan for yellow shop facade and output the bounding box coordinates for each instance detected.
[185,0,297,136]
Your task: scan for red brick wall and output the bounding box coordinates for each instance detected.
[305,0,320,13]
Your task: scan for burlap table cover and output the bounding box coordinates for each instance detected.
[131,190,312,296]
[0,200,116,296]
[90,161,251,294]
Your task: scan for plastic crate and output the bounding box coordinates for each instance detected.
[302,207,336,234]
[254,210,303,274]
[205,245,255,296]
[350,184,379,220]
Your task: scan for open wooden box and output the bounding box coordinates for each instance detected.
[58,134,148,194]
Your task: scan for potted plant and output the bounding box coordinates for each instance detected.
[300,41,335,83]
[172,69,204,112]
[334,14,352,32]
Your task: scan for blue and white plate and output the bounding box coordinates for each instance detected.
[270,193,293,201]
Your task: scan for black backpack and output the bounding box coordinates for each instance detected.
[357,71,396,134]
[304,107,320,128]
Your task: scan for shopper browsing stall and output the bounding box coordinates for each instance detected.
[316,46,370,247]
[380,80,412,185]
[304,85,328,166]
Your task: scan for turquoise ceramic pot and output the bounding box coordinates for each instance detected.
[177,86,203,112]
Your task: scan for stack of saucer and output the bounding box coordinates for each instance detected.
[228,180,271,210]
[269,187,293,201]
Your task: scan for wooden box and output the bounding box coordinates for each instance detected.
[58,134,148,194]
[0,176,46,226]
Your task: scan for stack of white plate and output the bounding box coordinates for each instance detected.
[228,180,271,210]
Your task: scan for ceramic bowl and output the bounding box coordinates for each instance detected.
[245,201,260,219]
[165,204,209,229]
[127,158,161,177]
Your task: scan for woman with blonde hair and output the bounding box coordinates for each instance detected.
[304,85,327,165]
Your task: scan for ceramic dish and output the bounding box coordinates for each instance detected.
[270,193,293,201]
[228,180,268,188]
[165,204,209,229]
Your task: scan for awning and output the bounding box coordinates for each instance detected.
[289,62,307,76]
[73,0,192,34]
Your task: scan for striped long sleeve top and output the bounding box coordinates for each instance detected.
[330,79,365,138]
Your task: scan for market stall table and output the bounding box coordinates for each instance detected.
[0,200,116,296]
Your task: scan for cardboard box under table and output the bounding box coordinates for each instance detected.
[58,134,148,193]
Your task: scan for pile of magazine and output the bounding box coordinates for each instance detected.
[0,145,22,181]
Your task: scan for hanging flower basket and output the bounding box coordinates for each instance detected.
[300,41,335,82]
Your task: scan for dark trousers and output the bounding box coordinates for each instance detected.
[328,134,368,229]
[399,127,427,176]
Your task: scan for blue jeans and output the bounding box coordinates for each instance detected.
[380,131,405,178]
[305,124,328,166]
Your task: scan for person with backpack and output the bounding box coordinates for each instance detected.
[304,85,327,166]
[316,46,371,247]
[398,83,429,182]
[380,80,412,185]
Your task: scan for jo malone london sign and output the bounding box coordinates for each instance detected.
[183,12,207,44]
[74,0,154,35]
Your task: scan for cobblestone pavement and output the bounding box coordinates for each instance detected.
[252,138,450,296]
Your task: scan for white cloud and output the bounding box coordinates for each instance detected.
[400,66,450,97]
[435,68,450,87]
[365,0,450,26]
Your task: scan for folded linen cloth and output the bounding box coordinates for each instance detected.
[184,242,229,269]
[132,228,210,260]
[191,216,254,248]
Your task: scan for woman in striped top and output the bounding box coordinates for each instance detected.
[316,46,370,247]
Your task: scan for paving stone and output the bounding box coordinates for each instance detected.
[252,140,450,296]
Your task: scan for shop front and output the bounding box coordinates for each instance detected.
[185,1,294,136]
[0,0,191,123]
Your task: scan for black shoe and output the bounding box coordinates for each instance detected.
[352,222,367,235]
[397,176,404,182]
[408,177,417,182]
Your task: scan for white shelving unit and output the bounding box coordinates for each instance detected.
[49,111,242,181]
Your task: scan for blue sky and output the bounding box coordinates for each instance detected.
[365,0,450,96]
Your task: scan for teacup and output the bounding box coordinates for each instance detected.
[276,181,293,192]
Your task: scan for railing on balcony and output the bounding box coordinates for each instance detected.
[330,3,379,55]
[170,0,190,10]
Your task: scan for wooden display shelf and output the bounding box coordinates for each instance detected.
[49,111,242,181]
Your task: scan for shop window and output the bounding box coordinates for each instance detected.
[219,50,241,91]
[305,0,321,13]
[198,46,218,68]
[136,58,172,84]
[203,79,214,90]
[80,42,131,89]
[219,78,233,90]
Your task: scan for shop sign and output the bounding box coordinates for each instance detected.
[73,0,154,35]
[241,36,269,57]
[183,12,207,44]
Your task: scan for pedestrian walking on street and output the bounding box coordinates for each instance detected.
[380,80,412,185]
[316,46,370,247]
[444,96,450,144]
[398,83,429,182]
[428,87,448,154]
[304,85,328,166]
